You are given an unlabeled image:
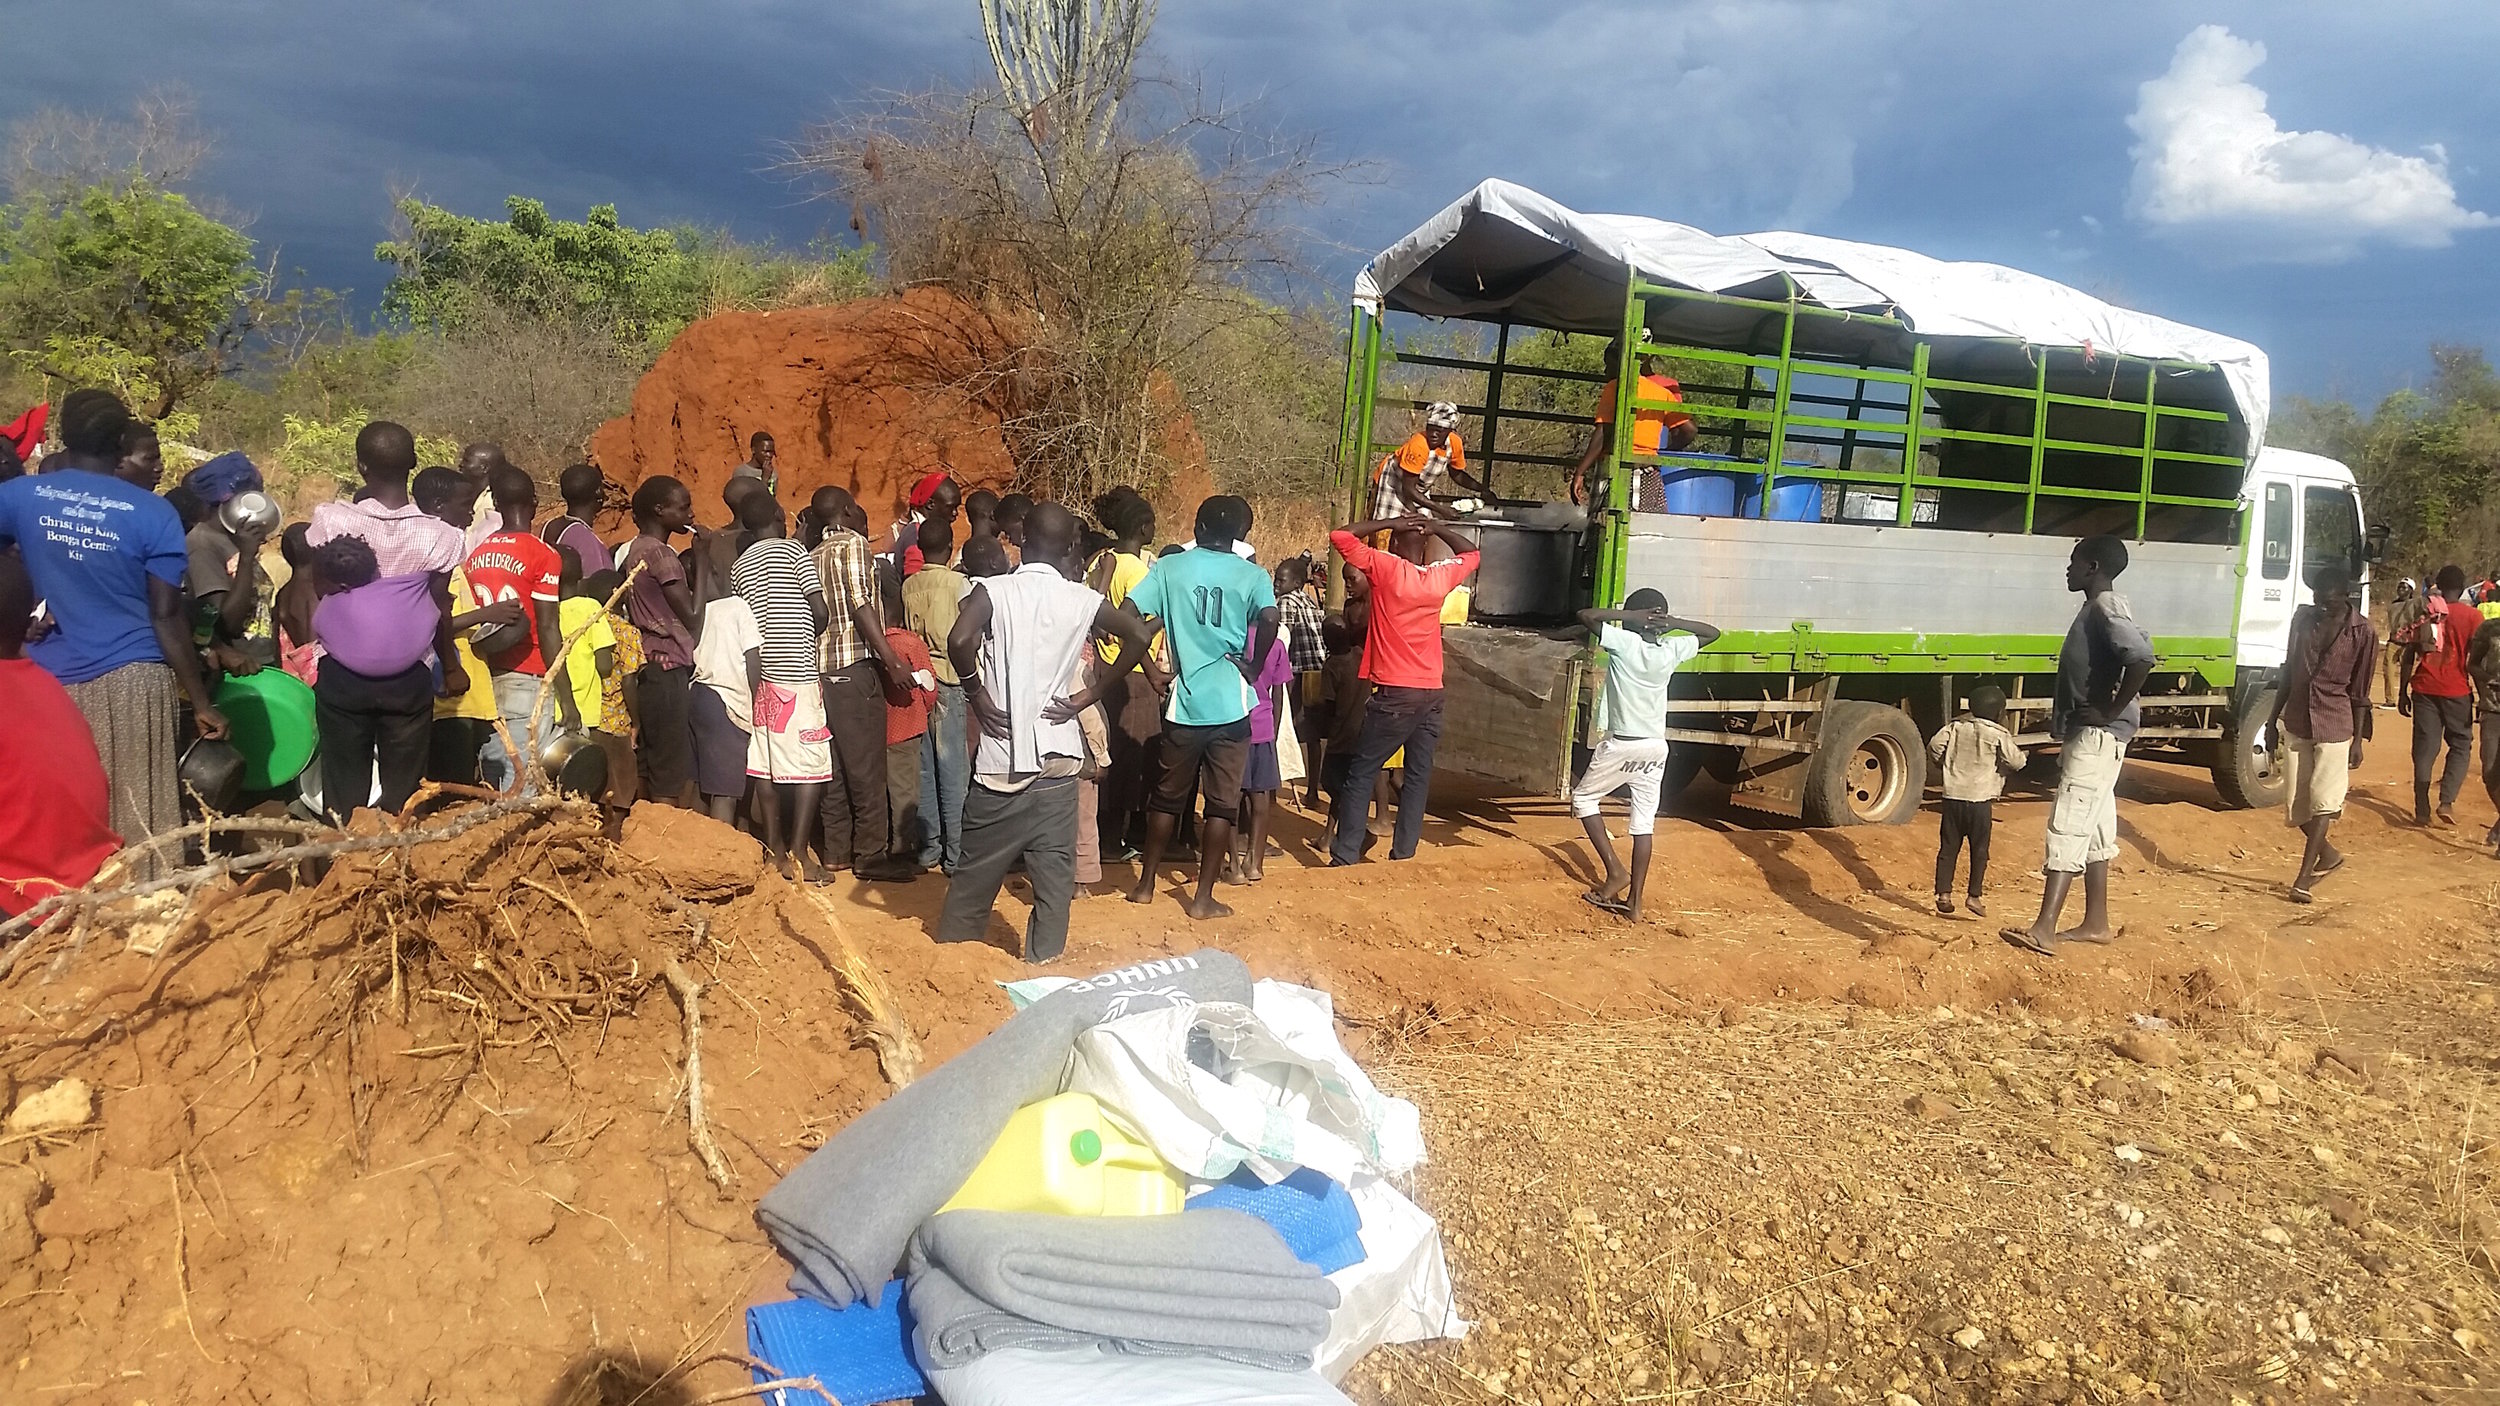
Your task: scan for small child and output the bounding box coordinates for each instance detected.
[879,582,938,874]
[1310,618,1371,857]
[1928,684,2026,916]
[552,547,618,787]
[581,568,644,809]
[1228,615,1295,884]
[1568,589,1719,922]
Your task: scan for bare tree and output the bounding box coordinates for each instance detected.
[5,90,212,204]
[978,0,1158,151]
[790,78,1343,504]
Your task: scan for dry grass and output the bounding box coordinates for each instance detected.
[1355,954,2500,1406]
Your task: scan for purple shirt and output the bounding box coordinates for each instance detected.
[545,517,614,576]
[621,535,694,669]
[1247,627,1294,745]
[312,574,439,678]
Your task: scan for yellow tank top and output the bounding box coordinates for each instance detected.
[1092,548,1154,664]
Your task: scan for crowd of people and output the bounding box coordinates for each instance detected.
[0,392,1557,964]
[5,385,2472,965]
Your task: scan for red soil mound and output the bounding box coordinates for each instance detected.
[588,289,1020,528]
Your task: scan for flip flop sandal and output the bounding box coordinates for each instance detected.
[2309,853,2347,883]
[2002,927,2058,955]
[2286,887,2316,905]
[2065,926,2126,946]
[1582,891,1630,916]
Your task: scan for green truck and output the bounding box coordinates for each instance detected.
[1338,181,2384,826]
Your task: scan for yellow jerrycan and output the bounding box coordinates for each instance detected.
[939,1091,1185,1217]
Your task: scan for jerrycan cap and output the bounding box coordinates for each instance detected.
[1070,1128,1103,1165]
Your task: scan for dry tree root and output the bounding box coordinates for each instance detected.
[794,885,922,1086]
[0,792,584,980]
[664,959,736,1195]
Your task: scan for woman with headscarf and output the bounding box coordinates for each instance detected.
[180,451,280,669]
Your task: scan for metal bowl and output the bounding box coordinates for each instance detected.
[537,729,609,798]
[217,490,281,539]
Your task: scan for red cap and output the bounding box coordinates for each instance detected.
[909,471,949,507]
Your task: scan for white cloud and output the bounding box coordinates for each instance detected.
[2127,24,2493,261]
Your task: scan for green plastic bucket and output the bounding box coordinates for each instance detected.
[214,670,316,792]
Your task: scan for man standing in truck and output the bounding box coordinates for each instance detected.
[2006,535,2154,955]
[1570,340,1698,506]
[2261,569,2376,903]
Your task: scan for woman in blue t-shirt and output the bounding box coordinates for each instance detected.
[0,391,228,881]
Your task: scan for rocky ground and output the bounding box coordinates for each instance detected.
[3,735,2495,1404]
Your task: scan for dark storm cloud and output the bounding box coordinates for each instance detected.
[1,0,2492,398]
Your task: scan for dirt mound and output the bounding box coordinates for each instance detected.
[587,289,1021,527]
[0,798,1039,1403]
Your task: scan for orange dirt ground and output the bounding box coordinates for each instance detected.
[1,731,2492,1403]
[585,291,1021,531]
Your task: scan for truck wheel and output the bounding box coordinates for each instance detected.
[1802,701,1928,826]
[2211,684,2287,810]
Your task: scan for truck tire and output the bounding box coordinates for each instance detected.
[1802,701,1928,826]
[2211,683,2288,810]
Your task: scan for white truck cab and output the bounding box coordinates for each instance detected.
[2234,447,2372,672]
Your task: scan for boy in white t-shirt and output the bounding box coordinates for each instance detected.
[1571,588,1720,921]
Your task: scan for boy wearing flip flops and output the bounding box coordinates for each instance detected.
[1570,589,1719,922]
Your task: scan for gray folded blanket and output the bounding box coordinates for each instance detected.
[756,950,1253,1307]
[906,1208,1341,1371]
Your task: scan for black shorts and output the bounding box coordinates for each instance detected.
[689,685,749,798]
[1151,718,1251,823]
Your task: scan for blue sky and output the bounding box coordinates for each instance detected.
[5,0,2494,408]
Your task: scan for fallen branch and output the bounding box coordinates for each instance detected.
[686,1378,840,1406]
[794,885,922,1087]
[665,959,736,1195]
[0,793,588,980]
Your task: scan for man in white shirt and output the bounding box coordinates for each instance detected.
[1568,589,1718,922]
[937,504,1154,962]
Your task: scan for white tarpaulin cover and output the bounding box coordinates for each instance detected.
[1354,179,2270,449]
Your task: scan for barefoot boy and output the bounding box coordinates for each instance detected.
[1929,684,2024,916]
[1570,589,1719,921]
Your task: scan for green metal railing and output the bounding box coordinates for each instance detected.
[1338,276,2250,602]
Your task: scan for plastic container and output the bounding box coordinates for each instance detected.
[1653,469,1740,516]
[1740,478,1823,522]
[214,669,317,792]
[940,1092,1185,1218]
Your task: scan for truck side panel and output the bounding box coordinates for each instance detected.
[1623,514,2239,661]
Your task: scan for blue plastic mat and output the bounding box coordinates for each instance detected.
[1187,1168,1367,1275]
[747,1285,926,1405]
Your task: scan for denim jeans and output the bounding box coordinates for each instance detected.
[921,682,969,870]
[1328,685,1444,864]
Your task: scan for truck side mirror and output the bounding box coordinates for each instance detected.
[2364,522,2392,564]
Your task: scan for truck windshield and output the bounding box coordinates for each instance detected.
[2304,486,2362,583]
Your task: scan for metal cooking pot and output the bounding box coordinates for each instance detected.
[537,730,609,798]
[178,738,248,812]
[216,490,281,539]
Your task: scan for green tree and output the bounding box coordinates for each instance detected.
[2278,345,2500,566]
[376,196,871,355]
[0,176,260,419]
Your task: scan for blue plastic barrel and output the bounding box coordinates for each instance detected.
[1655,469,1740,516]
[1741,478,1823,522]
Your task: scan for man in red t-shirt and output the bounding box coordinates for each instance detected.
[1325,514,1480,866]
[2400,563,2482,826]
[465,467,569,791]
[0,553,118,913]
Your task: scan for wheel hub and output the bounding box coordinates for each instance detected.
[1846,734,1910,822]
